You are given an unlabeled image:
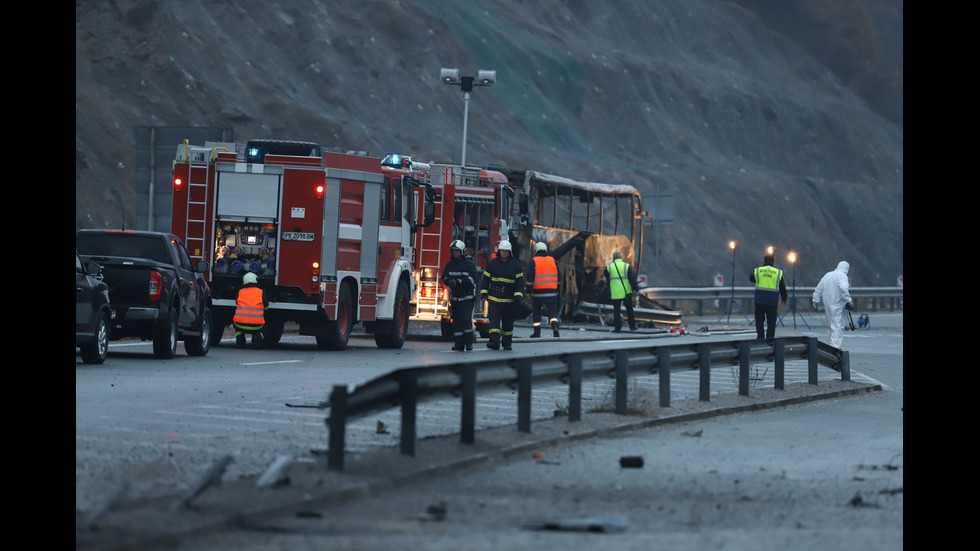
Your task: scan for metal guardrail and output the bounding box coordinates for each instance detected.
[324,335,848,470]
[640,286,903,316]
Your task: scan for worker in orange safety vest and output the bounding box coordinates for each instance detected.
[526,241,561,338]
[234,271,269,349]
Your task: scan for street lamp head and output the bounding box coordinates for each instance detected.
[767,245,775,256]
[788,252,797,264]
[477,69,496,85]
[440,67,460,84]
[729,241,737,250]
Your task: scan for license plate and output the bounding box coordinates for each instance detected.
[282,232,315,241]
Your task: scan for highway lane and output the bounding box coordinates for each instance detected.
[75,318,879,513]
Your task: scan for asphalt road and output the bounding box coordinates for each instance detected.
[77,313,902,550]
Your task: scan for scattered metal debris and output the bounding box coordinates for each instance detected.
[619,456,644,468]
[537,515,628,532]
[256,455,294,488]
[82,481,130,531]
[172,455,234,510]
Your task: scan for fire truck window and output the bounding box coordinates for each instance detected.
[393,177,402,224]
[380,178,391,223]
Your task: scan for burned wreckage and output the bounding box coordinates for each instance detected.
[503,170,681,327]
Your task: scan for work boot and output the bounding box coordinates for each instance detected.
[452,340,465,352]
[552,321,560,338]
[465,337,473,351]
[502,335,513,351]
[530,326,541,338]
[487,333,500,350]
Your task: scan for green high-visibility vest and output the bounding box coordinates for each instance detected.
[608,259,632,300]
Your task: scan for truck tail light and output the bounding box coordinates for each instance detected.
[149,271,163,301]
[174,177,183,192]
[315,184,325,199]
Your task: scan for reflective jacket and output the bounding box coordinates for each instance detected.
[442,255,480,302]
[480,255,525,304]
[527,254,559,297]
[606,259,634,300]
[234,285,267,327]
[751,265,787,306]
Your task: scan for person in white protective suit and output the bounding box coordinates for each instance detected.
[812,261,853,349]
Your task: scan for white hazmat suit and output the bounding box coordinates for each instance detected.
[812,261,852,349]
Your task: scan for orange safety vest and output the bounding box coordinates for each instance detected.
[531,255,559,291]
[234,287,266,327]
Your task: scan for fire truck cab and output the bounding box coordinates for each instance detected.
[172,139,433,350]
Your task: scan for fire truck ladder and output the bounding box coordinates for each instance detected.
[414,188,447,320]
[181,157,212,264]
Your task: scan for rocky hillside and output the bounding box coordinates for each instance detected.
[75,0,903,288]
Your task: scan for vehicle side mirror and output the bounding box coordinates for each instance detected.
[195,260,210,273]
[86,262,102,276]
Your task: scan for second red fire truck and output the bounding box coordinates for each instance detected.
[381,154,514,339]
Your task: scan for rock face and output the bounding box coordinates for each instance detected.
[75,0,902,288]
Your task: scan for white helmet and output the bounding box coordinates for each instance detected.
[243,272,258,285]
[450,239,466,252]
[497,240,512,252]
[533,242,548,254]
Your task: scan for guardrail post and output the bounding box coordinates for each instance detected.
[399,372,418,456]
[568,355,582,422]
[518,359,532,433]
[327,385,347,471]
[807,337,819,385]
[615,350,628,415]
[698,343,711,402]
[739,343,750,396]
[461,364,476,444]
[840,350,851,381]
[774,339,785,390]
[659,347,671,408]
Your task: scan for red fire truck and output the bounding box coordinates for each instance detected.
[171,139,433,350]
[381,154,514,339]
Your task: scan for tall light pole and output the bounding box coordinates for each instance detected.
[440,68,496,167]
[779,251,810,330]
[718,240,750,324]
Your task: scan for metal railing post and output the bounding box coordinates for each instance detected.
[775,339,785,390]
[400,373,418,456]
[841,350,851,381]
[659,347,671,408]
[615,350,628,414]
[461,364,476,444]
[517,359,532,432]
[739,343,750,396]
[568,355,582,422]
[327,385,348,471]
[808,337,819,385]
[699,343,711,402]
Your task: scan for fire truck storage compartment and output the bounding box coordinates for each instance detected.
[216,170,282,222]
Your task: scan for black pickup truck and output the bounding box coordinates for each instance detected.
[76,230,213,358]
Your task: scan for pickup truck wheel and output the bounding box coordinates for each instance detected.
[185,307,212,356]
[80,310,109,364]
[153,306,178,359]
[375,280,409,349]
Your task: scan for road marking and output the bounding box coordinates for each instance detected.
[240,360,305,366]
